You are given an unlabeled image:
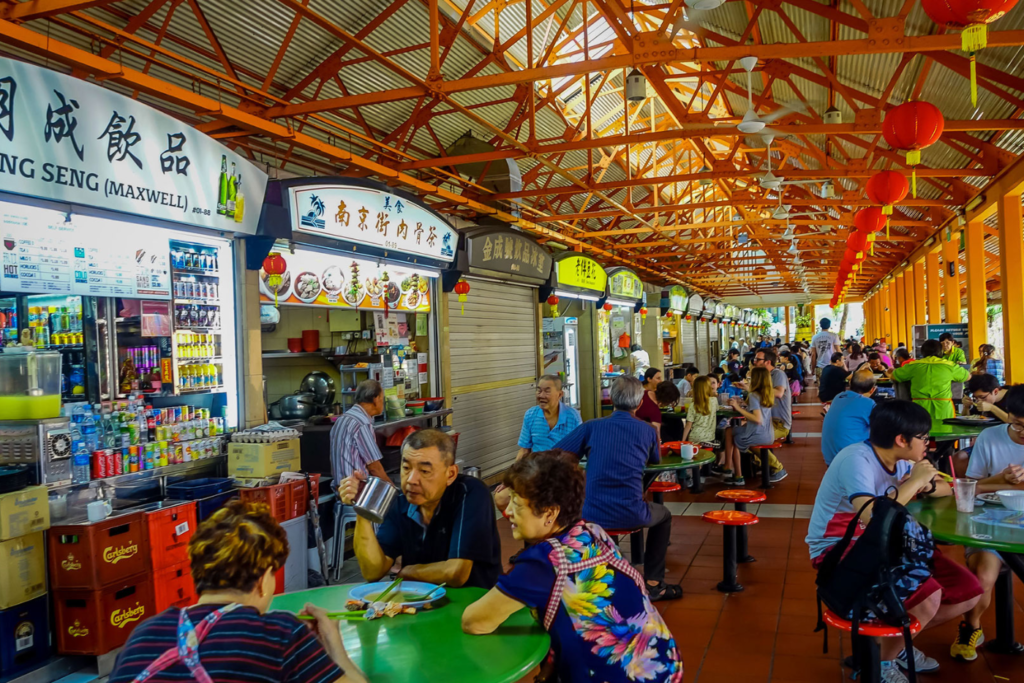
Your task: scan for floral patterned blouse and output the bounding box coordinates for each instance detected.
[495,521,683,683]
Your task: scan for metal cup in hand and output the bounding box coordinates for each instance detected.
[354,476,401,523]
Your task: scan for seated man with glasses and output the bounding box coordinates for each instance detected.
[806,400,981,679]
[951,386,1024,662]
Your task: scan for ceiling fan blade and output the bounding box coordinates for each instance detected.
[780,178,820,185]
[760,101,807,124]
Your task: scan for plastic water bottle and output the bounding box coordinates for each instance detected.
[138,407,149,444]
[81,407,98,453]
[71,440,90,484]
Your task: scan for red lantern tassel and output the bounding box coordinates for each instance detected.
[886,217,890,240]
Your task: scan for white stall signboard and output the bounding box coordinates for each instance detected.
[0,57,267,235]
[289,184,457,262]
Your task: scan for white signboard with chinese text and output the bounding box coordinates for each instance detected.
[0,57,267,235]
[1,202,171,299]
[288,184,457,263]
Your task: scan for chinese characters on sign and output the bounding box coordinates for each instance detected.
[289,185,457,263]
[478,233,548,275]
[0,57,267,234]
[609,270,642,299]
[556,254,607,292]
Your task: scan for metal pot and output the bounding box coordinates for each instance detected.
[354,476,401,524]
[278,392,316,420]
[299,371,336,406]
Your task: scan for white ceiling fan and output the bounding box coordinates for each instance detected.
[737,57,806,134]
[771,203,828,221]
[757,134,829,191]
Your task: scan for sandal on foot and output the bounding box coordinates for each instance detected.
[648,582,683,602]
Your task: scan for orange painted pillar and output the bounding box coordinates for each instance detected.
[882,283,893,345]
[865,295,874,342]
[926,249,942,324]
[965,219,988,366]
[913,260,926,326]
[998,193,1024,383]
[903,267,917,346]
[942,233,962,323]
[894,273,906,347]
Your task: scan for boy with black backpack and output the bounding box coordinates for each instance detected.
[806,401,983,682]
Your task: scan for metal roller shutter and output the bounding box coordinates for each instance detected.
[681,317,696,366]
[448,278,539,478]
[696,320,709,373]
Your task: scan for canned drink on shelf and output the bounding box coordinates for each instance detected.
[158,441,169,467]
[128,422,139,446]
[119,448,129,475]
[144,443,155,470]
[173,443,183,465]
[129,445,139,473]
[173,406,182,423]
[91,450,106,479]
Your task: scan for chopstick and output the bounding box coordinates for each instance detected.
[297,611,366,621]
[935,471,954,483]
[375,577,403,604]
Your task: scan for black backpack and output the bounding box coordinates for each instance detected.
[814,493,935,683]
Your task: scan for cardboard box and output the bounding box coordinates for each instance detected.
[0,533,46,610]
[228,439,300,478]
[0,487,50,541]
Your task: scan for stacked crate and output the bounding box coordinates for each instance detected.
[0,486,50,676]
[49,511,153,656]
[144,502,198,613]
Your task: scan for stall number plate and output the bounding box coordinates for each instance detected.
[16,635,33,651]
[175,522,189,536]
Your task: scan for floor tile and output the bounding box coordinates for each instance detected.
[665,501,690,515]
[756,503,797,518]
[683,502,726,516]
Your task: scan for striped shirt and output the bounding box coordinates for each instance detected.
[329,404,382,485]
[555,411,659,529]
[517,403,582,453]
[108,605,343,683]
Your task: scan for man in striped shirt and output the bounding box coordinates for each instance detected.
[329,379,393,488]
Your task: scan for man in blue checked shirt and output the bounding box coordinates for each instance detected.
[495,375,581,511]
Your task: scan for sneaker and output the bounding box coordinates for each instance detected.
[896,647,940,673]
[950,620,985,661]
[880,660,909,683]
[769,468,789,483]
[709,464,729,477]
[728,475,746,486]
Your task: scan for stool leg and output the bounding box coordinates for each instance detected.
[717,526,744,593]
[987,565,1024,654]
[760,450,773,490]
[630,529,644,566]
[741,451,753,481]
[735,502,755,563]
[858,635,881,683]
[690,466,704,494]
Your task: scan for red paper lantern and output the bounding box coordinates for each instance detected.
[547,294,560,317]
[640,306,648,323]
[855,207,887,234]
[665,310,674,319]
[884,100,945,197]
[922,0,1019,105]
[849,231,870,257]
[262,252,287,305]
[866,171,909,213]
[603,302,613,312]
[454,278,471,315]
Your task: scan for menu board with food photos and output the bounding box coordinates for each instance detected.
[258,247,431,311]
[0,202,171,299]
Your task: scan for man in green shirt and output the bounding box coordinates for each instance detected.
[892,339,971,425]
[940,332,967,365]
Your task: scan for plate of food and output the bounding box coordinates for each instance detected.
[943,416,1002,426]
[293,271,321,303]
[404,288,421,309]
[977,492,1004,505]
[259,268,292,300]
[385,281,402,308]
[321,265,344,295]
[347,580,446,609]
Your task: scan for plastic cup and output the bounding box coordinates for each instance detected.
[954,478,977,513]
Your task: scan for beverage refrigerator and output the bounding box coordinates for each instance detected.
[542,317,580,410]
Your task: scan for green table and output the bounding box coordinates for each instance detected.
[928,422,994,442]
[647,453,716,497]
[908,497,1024,654]
[270,585,550,683]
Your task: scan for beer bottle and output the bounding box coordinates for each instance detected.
[217,155,228,215]
[226,162,237,217]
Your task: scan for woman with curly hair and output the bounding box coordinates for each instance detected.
[109,500,365,683]
[462,451,683,683]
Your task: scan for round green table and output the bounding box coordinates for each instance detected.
[647,453,716,496]
[270,585,550,683]
[928,422,995,442]
[907,497,1024,654]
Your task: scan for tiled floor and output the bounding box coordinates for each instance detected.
[498,390,1024,683]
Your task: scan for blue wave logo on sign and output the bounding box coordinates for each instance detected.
[441,232,454,258]
[299,194,326,230]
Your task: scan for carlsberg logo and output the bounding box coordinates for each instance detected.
[102,542,138,564]
[110,603,145,628]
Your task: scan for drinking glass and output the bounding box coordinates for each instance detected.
[954,478,977,513]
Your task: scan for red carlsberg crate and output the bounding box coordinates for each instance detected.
[144,502,197,570]
[54,574,154,655]
[151,562,195,613]
[49,511,149,590]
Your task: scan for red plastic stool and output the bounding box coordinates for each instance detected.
[701,510,758,593]
[716,489,766,563]
[820,609,922,683]
[605,528,644,565]
[648,480,681,504]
